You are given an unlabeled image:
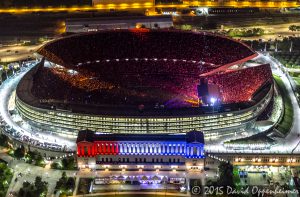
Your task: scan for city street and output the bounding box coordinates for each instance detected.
[0,44,42,62]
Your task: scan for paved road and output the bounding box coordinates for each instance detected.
[0,44,42,62]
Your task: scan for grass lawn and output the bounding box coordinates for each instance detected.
[293,77,300,85]
[273,75,294,136]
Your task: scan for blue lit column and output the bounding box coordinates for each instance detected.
[125,144,128,154]
[145,143,148,154]
[186,146,190,156]
[120,143,123,154]
[159,143,161,154]
[142,143,145,154]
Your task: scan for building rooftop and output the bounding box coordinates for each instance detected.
[76,129,205,144]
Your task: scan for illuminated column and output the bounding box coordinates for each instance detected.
[107,143,111,154]
[116,143,119,154]
[136,144,139,154]
[154,144,157,154]
[92,144,96,156]
[149,143,152,154]
[132,143,134,154]
[88,146,91,156]
[159,144,161,154]
[119,143,123,153]
[162,144,165,154]
[81,146,85,156]
[132,143,136,154]
[145,144,148,154]
[127,144,130,154]
[123,144,127,153]
[77,145,81,156]
[98,144,101,154]
[129,143,132,154]
[141,143,144,154]
[111,144,114,154]
[103,144,106,154]
[186,146,189,156]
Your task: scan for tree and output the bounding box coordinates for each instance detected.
[62,171,67,180]
[35,176,47,195]
[55,172,75,195]
[51,162,61,169]
[18,177,48,197]
[61,157,76,170]
[66,177,75,191]
[289,25,297,31]
[0,162,13,197]
[217,161,234,187]
[14,145,25,159]
[0,134,9,148]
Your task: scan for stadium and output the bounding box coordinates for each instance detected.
[15,29,274,139]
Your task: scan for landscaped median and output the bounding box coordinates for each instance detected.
[0,160,13,197]
[273,75,294,136]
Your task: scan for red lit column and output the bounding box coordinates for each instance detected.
[107,143,111,154]
[115,143,119,155]
[103,144,106,155]
[99,143,102,154]
[81,146,85,156]
[88,146,91,157]
[111,143,115,155]
[77,145,81,157]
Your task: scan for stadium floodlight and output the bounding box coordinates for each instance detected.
[210,97,216,105]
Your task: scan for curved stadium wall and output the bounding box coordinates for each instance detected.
[15,70,273,138]
[14,30,274,139]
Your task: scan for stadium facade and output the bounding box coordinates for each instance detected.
[15,30,274,139]
[76,130,205,171]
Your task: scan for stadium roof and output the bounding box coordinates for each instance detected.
[76,129,205,144]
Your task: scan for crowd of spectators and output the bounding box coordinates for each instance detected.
[205,64,273,104]
[32,60,273,108]
[38,30,255,68]
[33,59,214,108]
[32,30,272,108]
